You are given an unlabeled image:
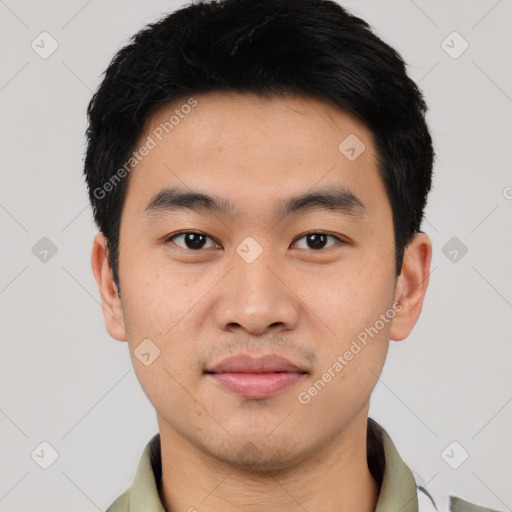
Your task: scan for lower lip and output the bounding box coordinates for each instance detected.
[208,372,306,399]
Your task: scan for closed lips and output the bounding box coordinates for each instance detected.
[205,353,308,374]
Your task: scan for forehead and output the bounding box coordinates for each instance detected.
[145,91,372,154]
[123,91,387,220]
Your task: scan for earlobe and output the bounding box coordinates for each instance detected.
[389,233,432,342]
[90,232,128,342]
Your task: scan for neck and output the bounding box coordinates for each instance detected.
[157,411,380,512]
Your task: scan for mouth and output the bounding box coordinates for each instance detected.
[204,353,309,399]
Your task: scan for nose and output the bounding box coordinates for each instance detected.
[213,246,300,336]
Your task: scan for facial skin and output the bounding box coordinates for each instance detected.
[92,91,432,512]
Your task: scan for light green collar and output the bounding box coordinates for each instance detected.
[371,418,419,512]
[106,417,419,512]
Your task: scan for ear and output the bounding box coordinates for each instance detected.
[389,233,432,341]
[90,232,128,341]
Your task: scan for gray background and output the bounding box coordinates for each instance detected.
[0,0,511,510]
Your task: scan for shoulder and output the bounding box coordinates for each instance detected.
[449,495,504,512]
[418,487,504,512]
[104,489,130,512]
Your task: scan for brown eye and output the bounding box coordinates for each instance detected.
[165,232,219,250]
[292,233,342,250]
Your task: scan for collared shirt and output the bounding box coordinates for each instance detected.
[105,417,500,512]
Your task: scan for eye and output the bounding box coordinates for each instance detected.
[292,233,343,250]
[164,231,344,252]
[165,231,220,250]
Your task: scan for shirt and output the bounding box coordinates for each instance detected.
[105,417,501,512]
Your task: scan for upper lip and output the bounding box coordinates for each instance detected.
[205,354,308,374]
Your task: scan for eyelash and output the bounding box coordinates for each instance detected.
[163,231,346,252]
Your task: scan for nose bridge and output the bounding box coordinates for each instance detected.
[214,238,299,334]
[234,242,277,298]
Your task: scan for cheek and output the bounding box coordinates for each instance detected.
[299,259,394,387]
[129,355,194,428]
[300,305,391,416]
[119,268,206,391]
[120,253,206,336]
[297,263,391,333]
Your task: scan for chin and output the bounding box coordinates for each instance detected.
[229,450,304,475]
[207,434,317,475]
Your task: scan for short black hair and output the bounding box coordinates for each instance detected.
[84,0,434,294]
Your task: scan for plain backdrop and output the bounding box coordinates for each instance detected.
[0,1,511,511]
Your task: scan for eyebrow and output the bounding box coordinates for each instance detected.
[143,185,366,222]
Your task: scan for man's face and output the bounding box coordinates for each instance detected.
[110,92,402,470]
